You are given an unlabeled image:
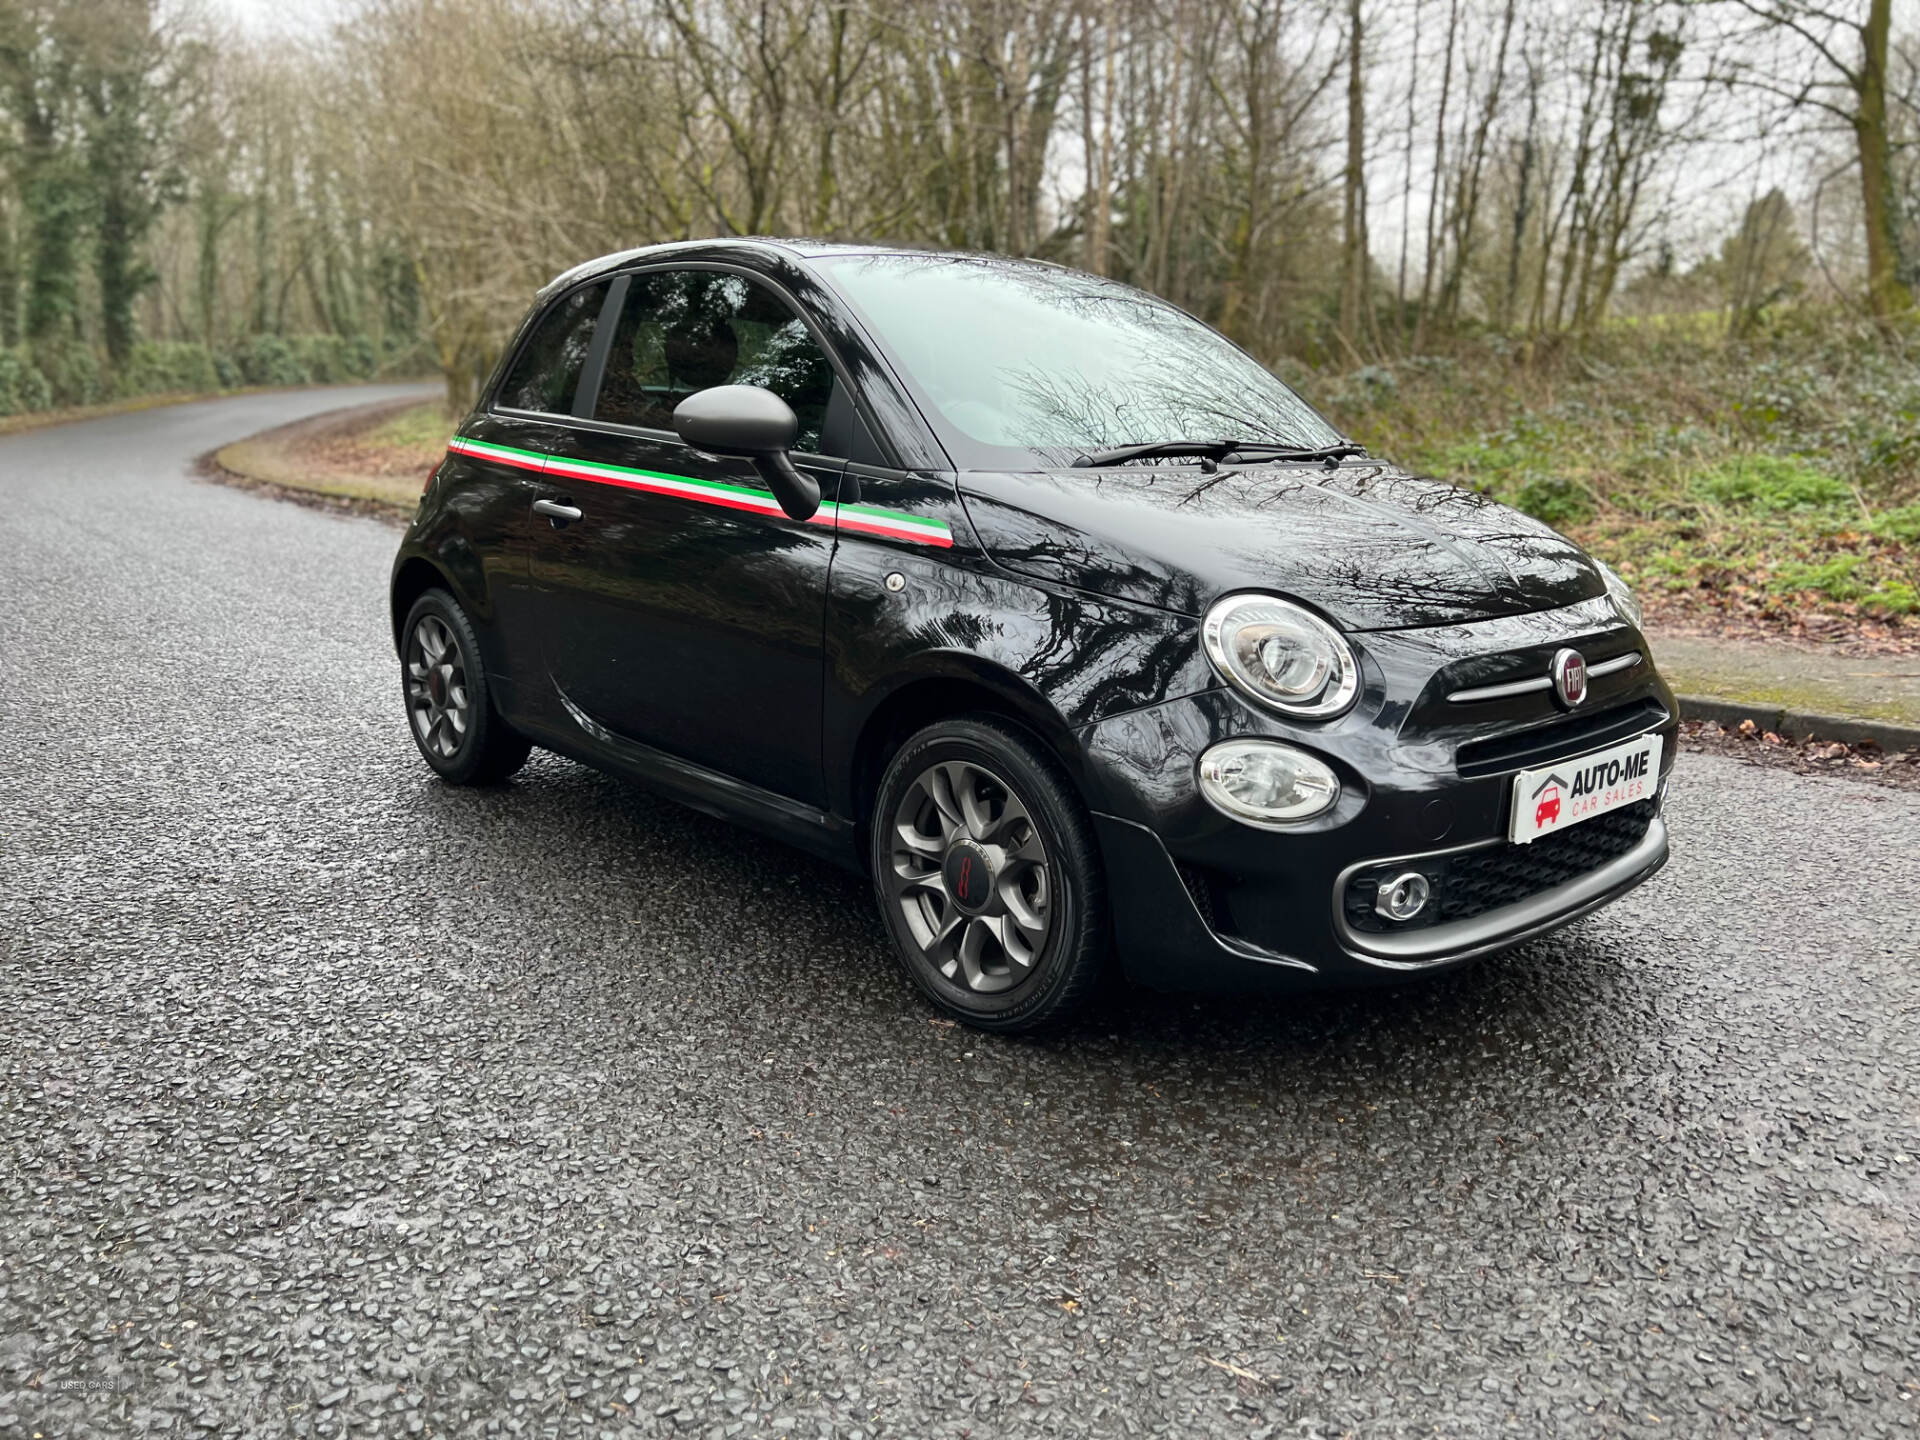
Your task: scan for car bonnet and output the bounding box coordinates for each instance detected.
[956,461,1606,631]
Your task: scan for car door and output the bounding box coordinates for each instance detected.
[529,265,845,807]
[438,277,616,698]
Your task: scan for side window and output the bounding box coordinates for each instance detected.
[593,269,836,453]
[496,281,609,413]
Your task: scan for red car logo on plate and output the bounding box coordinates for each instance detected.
[1535,786,1561,827]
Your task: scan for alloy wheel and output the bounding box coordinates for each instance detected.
[405,614,471,760]
[886,759,1053,994]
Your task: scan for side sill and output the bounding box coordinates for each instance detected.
[538,688,861,871]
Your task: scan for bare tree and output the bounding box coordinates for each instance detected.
[1724,0,1914,321]
[1339,0,1368,346]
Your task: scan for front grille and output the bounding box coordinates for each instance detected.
[1454,699,1667,778]
[1344,800,1657,934]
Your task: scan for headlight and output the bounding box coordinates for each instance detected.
[1594,559,1643,628]
[1201,594,1359,718]
[1197,739,1340,826]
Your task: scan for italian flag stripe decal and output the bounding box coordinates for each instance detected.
[446,437,953,548]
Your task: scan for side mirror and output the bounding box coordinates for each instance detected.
[672,385,821,522]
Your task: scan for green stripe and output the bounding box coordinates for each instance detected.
[455,435,949,538]
[550,454,775,505]
[453,438,534,462]
[832,500,948,534]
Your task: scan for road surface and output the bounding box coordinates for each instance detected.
[2,388,1916,1437]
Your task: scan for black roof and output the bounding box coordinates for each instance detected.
[538,237,1070,298]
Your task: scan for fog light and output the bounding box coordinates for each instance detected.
[1375,871,1431,922]
[1196,739,1340,827]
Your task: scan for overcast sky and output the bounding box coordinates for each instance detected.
[206,0,343,38]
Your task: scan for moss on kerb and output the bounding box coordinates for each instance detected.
[1661,665,1920,727]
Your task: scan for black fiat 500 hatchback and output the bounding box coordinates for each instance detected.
[391,239,1674,1031]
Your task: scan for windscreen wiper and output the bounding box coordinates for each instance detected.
[1072,439,1367,468]
[1073,440,1243,467]
[1219,441,1370,464]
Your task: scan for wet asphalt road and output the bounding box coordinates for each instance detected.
[2,388,1917,1440]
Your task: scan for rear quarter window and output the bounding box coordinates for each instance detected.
[497,281,610,413]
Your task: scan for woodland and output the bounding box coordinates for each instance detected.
[2,0,1916,617]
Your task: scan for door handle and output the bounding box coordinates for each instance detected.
[533,498,583,526]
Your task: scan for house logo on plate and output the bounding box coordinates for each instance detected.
[1551,648,1587,709]
[1531,773,1569,828]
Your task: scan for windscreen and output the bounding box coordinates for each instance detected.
[821,253,1343,462]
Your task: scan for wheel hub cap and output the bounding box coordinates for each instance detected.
[886,759,1053,995]
[942,840,996,915]
[405,615,471,761]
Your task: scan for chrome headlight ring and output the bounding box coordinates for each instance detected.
[1201,593,1360,720]
[1197,738,1342,827]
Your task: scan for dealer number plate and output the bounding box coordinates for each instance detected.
[1509,731,1662,845]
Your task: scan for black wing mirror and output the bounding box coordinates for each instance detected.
[672,385,821,523]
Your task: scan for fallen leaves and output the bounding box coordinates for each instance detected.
[1681,720,1920,791]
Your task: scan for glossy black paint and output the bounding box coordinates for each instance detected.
[961,462,1604,630]
[392,238,1675,993]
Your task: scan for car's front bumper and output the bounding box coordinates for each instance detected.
[1075,596,1678,991]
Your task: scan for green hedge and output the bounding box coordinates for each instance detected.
[118,342,221,397]
[0,332,396,416]
[34,335,102,408]
[0,347,53,416]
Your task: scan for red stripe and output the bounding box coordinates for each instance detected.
[835,512,955,547]
[448,440,544,474]
[450,441,951,546]
[553,465,792,521]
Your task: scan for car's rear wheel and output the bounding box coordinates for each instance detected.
[871,716,1107,1033]
[400,589,532,785]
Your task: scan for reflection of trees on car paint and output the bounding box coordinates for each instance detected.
[822,255,1342,459]
[954,454,1601,631]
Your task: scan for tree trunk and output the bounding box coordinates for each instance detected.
[0,193,17,347]
[812,4,849,234]
[1339,0,1368,344]
[96,173,136,366]
[17,85,79,345]
[1411,0,1459,352]
[1085,0,1115,276]
[1500,49,1539,332]
[1396,0,1422,344]
[252,130,272,335]
[1439,0,1515,326]
[195,180,231,350]
[1857,0,1912,321]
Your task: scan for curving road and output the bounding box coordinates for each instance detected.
[2,388,1917,1438]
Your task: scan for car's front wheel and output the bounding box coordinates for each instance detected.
[400,589,532,785]
[871,716,1108,1033]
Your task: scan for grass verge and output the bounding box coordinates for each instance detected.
[1313,313,1920,633]
[208,399,452,518]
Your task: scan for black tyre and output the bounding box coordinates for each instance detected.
[871,715,1108,1033]
[400,589,532,785]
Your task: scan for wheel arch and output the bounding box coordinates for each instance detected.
[389,556,454,655]
[844,657,1086,850]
